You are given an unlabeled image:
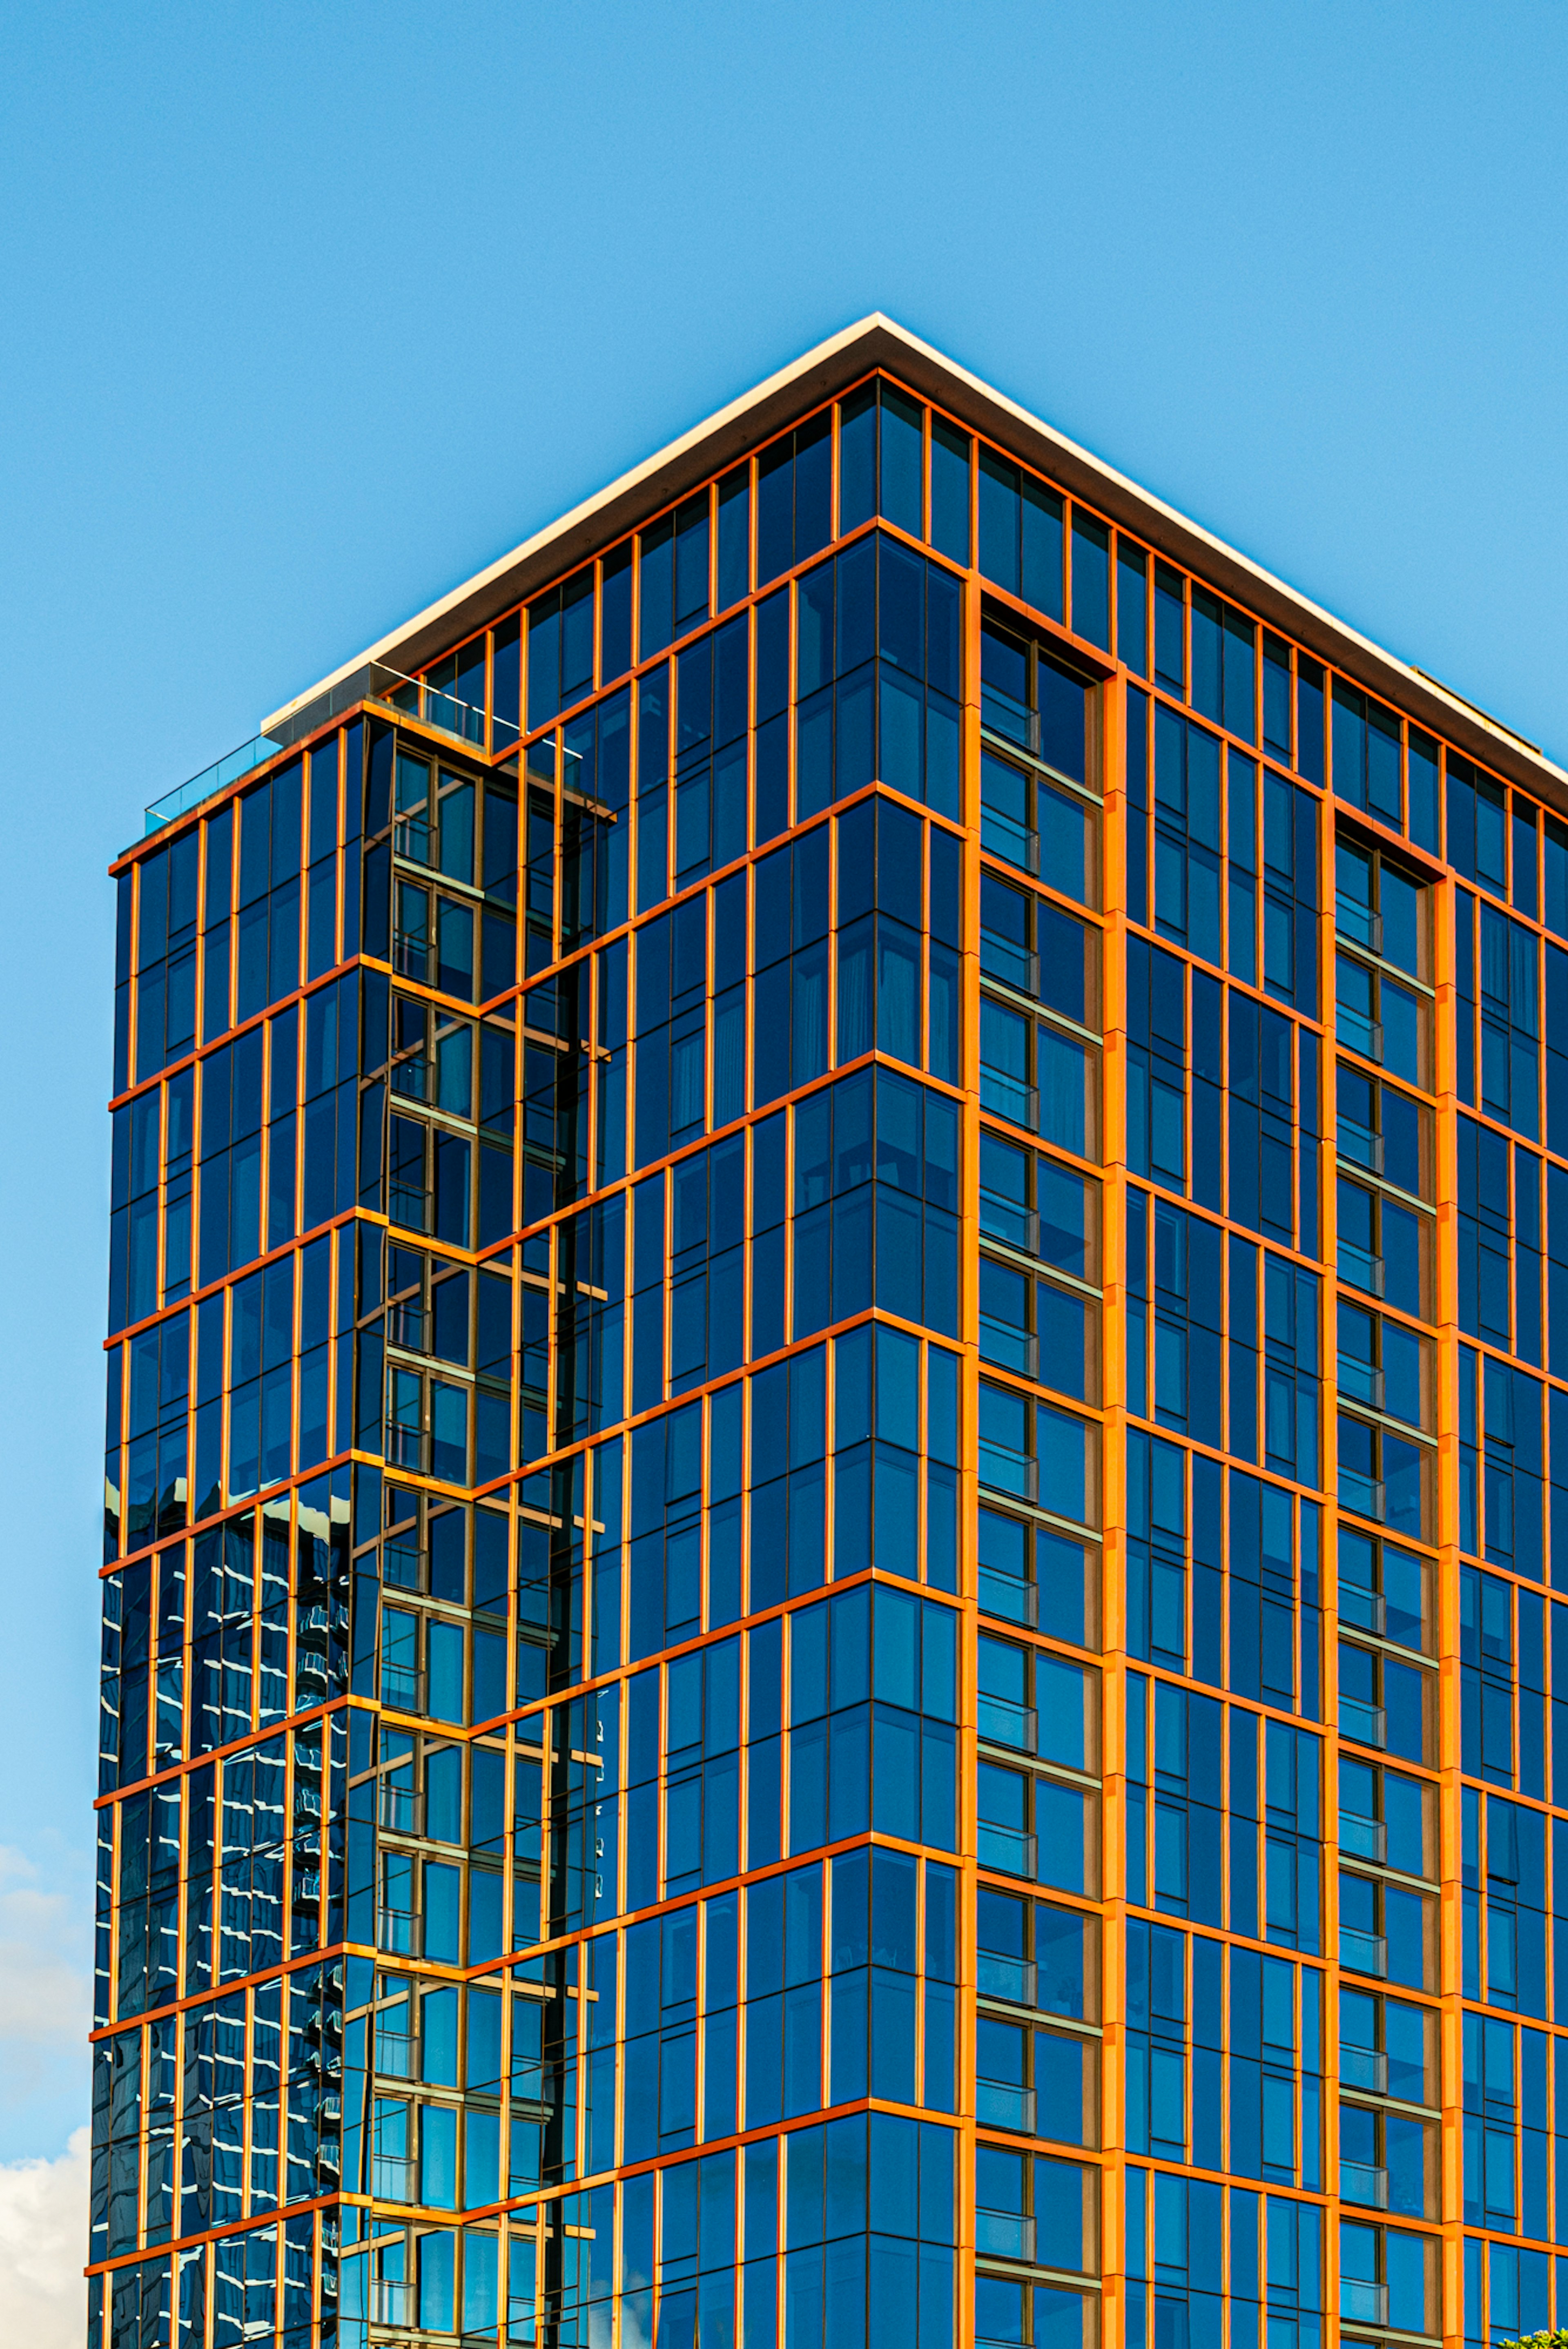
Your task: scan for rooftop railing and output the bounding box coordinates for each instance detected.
[267,661,488,752]
[140,661,492,840]
[143,732,285,837]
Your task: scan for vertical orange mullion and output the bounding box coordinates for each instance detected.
[1063,500,1075,645]
[830,395,841,547]
[550,726,564,974]
[332,725,346,976]
[958,552,983,2349]
[1430,844,1466,2349]
[1108,531,1119,670]
[1100,658,1129,2349]
[786,564,797,832]
[1315,767,1345,2336]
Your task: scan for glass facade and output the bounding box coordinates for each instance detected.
[90,326,1568,2349]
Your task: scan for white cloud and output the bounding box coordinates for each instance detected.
[0,2129,89,2349]
[0,1843,91,2096]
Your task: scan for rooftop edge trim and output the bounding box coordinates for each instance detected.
[253,311,1568,816]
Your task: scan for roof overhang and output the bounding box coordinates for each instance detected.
[263,311,1568,815]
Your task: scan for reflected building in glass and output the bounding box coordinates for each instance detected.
[91,314,1568,2349]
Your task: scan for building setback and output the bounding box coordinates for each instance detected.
[91,314,1568,2349]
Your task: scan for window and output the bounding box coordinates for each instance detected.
[366,738,516,996]
[978,1382,1096,1527]
[977,1637,1098,1775]
[1338,1411,1430,1542]
[1447,753,1508,896]
[1336,836,1434,1087]
[982,748,1098,904]
[638,494,711,661]
[975,2011,1098,2146]
[1339,2095,1435,2219]
[1339,2222,1438,2336]
[976,2146,1098,2273]
[977,445,1063,619]
[978,1132,1098,1279]
[977,1506,1098,1646]
[420,632,489,746]
[1336,951,1430,1092]
[979,995,1098,1160]
[1458,1119,1542,1360]
[1341,1986,1437,2104]
[980,615,1094,791]
[1189,586,1256,741]
[1338,1757,1434,1879]
[1152,707,1223,968]
[755,411,832,588]
[978,1251,1098,1405]
[1338,1529,1430,1653]
[793,532,961,821]
[977,1751,1099,1901]
[980,869,1097,1026]
[976,1889,1098,2018]
[1336,837,1431,982]
[1336,1303,1431,1433]
[1336,1177,1430,1323]
[1332,682,1403,827]
[1339,1868,1434,1990]
[1340,1623,1436,1770]
[1336,1063,1432,1198]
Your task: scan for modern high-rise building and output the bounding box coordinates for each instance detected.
[89,312,1568,2349]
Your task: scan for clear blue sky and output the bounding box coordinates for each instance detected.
[1,0,1565,2166]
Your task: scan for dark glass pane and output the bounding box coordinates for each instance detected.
[1071,514,1109,650]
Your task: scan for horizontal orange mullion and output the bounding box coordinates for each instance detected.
[1110,1411,1340,1517]
[118,396,1539,891]
[105,1283,965,1578]
[1441,1092,1568,1186]
[1110,1903,1426,1974]
[975,572,1120,692]
[1453,1781,1568,1825]
[1137,673,1324,794]
[1332,788,1441,876]
[493,790,977,1008]
[99,1786,980,2040]
[288,1844,976,2005]
[109,958,358,1116]
[357,2110,986,2234]
[358,946,518,1028]
[109,686,523,882]
[87,2190,341,2273]
[1114,1656,1383,1757]
[516,501,973,758]
[470,1588,981,1750]
[1111,1169,1335,1279]
[971,1880,1110,1922]
[89,1930,352,2041]
[105,1214,363,1356]
[513,1295,976,1465]
[105,1437,487,1581]
[1115,922,1331,1051]
[1452,1318,1568,1399]
[454,2100,976,2225]
[1443,1557,1568,1622]
[1117,2152,1329,2209]
[383,1823,967,1967]
[93,1691,349,1809]
[198,1012,999,1277]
